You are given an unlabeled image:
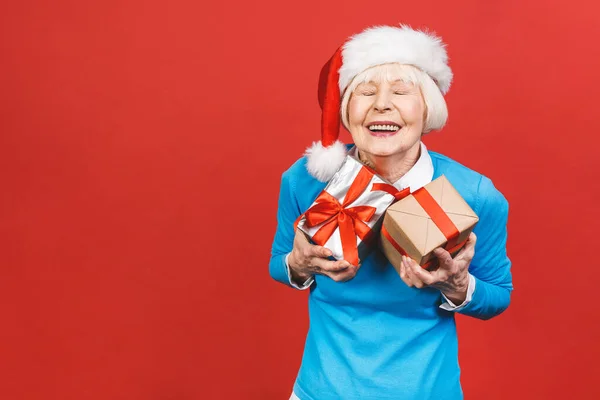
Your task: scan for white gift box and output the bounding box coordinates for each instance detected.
[297,154,404,265]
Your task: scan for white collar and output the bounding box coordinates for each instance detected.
[349,142,434,192]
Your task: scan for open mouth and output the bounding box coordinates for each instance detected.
[366,121,402,136]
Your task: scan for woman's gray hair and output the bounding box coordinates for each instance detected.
[340,63,448,134]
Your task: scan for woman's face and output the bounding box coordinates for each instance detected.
[346,78,425,157]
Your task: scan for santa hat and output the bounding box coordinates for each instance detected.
[306,24,453,182]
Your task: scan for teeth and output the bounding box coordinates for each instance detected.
[368,124,400,132]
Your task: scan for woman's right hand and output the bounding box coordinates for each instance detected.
[288,229,358,283]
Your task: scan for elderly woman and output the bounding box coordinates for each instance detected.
[269,25,513,400]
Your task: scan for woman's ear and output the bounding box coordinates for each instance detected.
[340,91,353,129]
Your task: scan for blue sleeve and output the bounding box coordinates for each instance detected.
[457,176,513,320]
[269,169,303,287]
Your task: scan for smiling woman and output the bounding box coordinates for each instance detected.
[341,63,448,182]
[269,24,513,400]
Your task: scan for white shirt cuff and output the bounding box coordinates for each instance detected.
[439,273,476,311]
[285,253,314,290]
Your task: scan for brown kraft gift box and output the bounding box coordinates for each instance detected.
[380,175,479,273]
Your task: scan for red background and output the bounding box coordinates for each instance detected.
[1,1,599,399]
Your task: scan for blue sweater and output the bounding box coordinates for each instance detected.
[269,149,513,400]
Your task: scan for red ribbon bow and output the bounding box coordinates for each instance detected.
[298,167,410,266]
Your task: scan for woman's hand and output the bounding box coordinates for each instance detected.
[288,229,359,283]
[398,232,477,304]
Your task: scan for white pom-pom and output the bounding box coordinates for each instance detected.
[305,141,347,182]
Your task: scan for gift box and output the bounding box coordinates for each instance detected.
[296,155,409,266]
[380,175,479,272]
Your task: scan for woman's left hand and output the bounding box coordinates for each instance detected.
[399,232,477,305]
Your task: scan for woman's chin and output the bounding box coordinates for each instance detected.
[361,147,397,158]
[360,140,402,157]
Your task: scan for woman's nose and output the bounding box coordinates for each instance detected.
[374,92,392,112]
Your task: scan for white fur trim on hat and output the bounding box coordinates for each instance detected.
[305,140,347,182]
[339,25,453,95]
